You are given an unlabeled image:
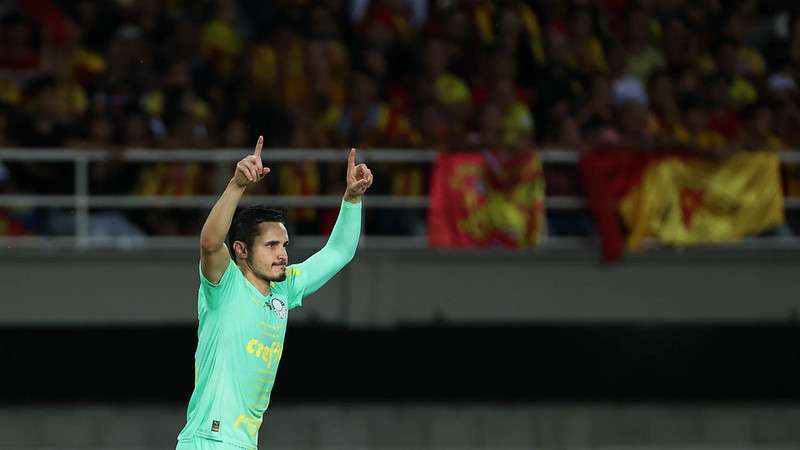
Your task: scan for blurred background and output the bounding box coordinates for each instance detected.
[2,0,800,449]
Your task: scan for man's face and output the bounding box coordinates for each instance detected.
[242,222,289,282]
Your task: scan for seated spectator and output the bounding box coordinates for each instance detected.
[492,77,534,149]
[623,8,665,81]
[673,96,727,154]
[1,0,799,239]
[714,39,759,109]
[423,38,471,120]
[568,7,607,74]
[577,75,616,142]
[706,74,743,139]
[468,103,505,150]
[607,43,648,106]
[739,102,782,152]
[0,14,40,70]
[647,70,681,132]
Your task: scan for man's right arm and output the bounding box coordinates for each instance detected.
[199,181,246,283]
[200,136,268,283]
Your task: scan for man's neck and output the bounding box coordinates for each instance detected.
[238,263,271,296]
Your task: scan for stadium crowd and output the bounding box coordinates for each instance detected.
[1,0,799,237]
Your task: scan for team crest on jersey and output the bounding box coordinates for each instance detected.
[265,297,288,320]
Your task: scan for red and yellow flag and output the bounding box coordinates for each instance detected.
[620,151,784,249]
[581,149,785,260]
[580,149,661,261]
[428,151,545,248]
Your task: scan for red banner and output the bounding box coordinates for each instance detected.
[579,149,660,261]
[428,151,545,248]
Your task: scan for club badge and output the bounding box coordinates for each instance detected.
[265,297,288,320]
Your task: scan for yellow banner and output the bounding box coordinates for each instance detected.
[621,151,784,249]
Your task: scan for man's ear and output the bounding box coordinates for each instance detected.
[233,241,247,260]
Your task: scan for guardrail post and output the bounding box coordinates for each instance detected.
[75,155,90,248]
[215,160,229,192]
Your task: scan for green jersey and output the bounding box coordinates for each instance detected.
[178,200,361,449]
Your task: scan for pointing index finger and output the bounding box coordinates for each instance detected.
[254,135,263,159]
[347,147,356,177]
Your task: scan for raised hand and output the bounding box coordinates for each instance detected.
[344,147,373,202]
[233,136,270,187]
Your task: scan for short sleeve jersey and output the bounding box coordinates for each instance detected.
[178,200,360,448]
[176,258,310,449]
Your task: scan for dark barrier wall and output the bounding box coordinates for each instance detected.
[3,323,799,403]
[4,248,799,403]
[1,248,800,324]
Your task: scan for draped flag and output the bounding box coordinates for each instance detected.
[581,149,784,261]
[580,149,659,261]
[428,151,545,248]
[621,151,784,249]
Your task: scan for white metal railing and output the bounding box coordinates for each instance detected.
[7,446,800,450]
[0,148,799,250]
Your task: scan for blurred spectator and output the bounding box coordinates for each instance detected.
[608,43,648,107]
[351,0,428,29]
[531,30,585,142]
[418,102,456,150]
[647,70,681,133]
[421,38,470,122]
[714,39,759,108]
[0,13,40,70]
[568,7,606,74]
[705,74,743,139]
[0,0,798,237]
[739,102,782,152]
[2,0,789,156]
[10,75,69,147]
[610,100,656,149]
[492,77,534,149]
[623,7,665,81]
[673,96,726,154]
[577,75,616,142]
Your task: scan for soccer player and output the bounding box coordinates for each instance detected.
[176,136,373,450]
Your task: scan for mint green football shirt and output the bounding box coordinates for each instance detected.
[177,201,361,449]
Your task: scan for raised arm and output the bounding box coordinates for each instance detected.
[287,148,374,300]
[200,136,269,283]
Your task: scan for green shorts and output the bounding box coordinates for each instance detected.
[176,437,252,450]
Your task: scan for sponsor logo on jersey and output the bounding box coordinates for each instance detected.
[246,338,283,368]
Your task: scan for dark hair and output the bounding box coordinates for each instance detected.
[227,206,285,259]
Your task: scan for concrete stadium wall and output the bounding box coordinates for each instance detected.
[0,403,798,450]
[1,248,799,325]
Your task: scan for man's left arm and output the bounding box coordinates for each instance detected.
[286,148,373,306]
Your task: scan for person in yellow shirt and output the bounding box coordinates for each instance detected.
[623,7,665,81]
[568,8,607,74]
[492,78,534,149]
[713,40,758,108]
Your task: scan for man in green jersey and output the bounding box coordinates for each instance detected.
[176,136,373,450]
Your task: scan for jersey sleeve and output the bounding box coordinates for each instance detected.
[284,200,362,309]
[198,254,237,309]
